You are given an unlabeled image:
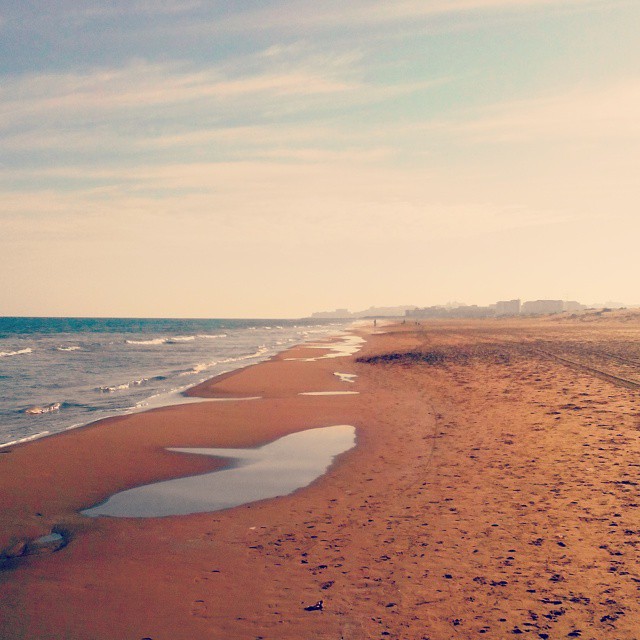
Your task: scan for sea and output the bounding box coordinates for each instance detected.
[0,317,349,448]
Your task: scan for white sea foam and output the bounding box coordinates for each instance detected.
[179,362,215,376]
[0,431,51,448]
[127,335,198,345]
[25,402,61,415]
[218,346,268,364]
[198,334,227,339]
[166,335,196,343]
[99,378,147,393]
[0,348,33,358]
[56,345,81,352]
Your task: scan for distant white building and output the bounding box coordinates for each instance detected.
[310,308,351,318]
[495,299,521,316]
[521,300,565,315]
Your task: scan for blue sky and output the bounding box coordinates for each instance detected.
[1,0,638,316]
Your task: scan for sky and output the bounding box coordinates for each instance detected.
[1,0,638,318]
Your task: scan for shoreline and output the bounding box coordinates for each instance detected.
[1,318,639,638]
[0,318,353,451]
[0,324,357,450]
[0,329,369,550]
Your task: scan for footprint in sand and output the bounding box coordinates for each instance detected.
[190,600,209,618]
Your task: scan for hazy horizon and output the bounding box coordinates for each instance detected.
[2,1,638,318]
[1,297,638,321]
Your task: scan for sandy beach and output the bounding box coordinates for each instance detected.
[1,315,639,639]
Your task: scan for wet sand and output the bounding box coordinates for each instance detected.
[1,316,639,639]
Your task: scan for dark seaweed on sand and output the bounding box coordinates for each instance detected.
[357,345,514,366]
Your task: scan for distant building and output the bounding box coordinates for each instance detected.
[406,305,495,319]
[311,305,415,319]
[495,299,521,316]
[352,306,415,318]
[521,300,565,315]
[310,308,351,319]
[563,300,586,312]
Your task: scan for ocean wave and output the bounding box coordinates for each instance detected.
[125,338,167,345]
[24,402,61,415]
[127,334,221,346]
[218,346,269,364]
[0,348,33,358]
[179,362,214,376]
[98,378,148,393]
[56,345,81,351]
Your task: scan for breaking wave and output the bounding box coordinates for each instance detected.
[126,335,198,346]
[218,346,269,364]
[0,348,33,358]
[126,338,167,345]
[99,378,148,393]
[179,363,214,376]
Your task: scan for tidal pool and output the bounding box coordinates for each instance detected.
[82,424,356,518]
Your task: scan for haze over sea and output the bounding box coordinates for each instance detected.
[0,317,347,447]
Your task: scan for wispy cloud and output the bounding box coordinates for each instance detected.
[0,60,356,127]
[79,0,205,17]
[215,0,625,32]
[425,79,640,142]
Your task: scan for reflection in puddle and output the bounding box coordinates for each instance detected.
[82,425,356,518]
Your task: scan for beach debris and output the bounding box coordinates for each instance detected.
[304,600,323,611]
[24,530,70,555]
[26,533,63,554]
[1,528,70,563]
[25,402,61,415]
[1,540,28,559]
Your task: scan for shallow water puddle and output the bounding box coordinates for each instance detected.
[82,425,356,518]
[298,391,360,396]
[284,334,364,361]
